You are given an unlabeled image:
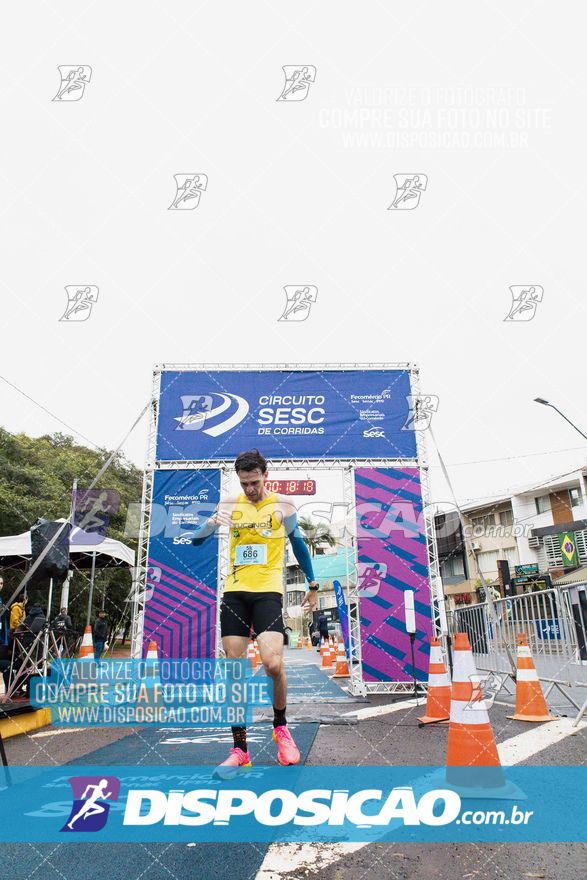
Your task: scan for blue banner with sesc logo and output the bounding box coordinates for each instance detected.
[155,369,416,461]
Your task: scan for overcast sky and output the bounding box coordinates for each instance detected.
[2,3,585,511]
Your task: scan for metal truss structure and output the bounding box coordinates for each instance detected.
[156,362,418,373]
[130,368,160,658]
[215,466,231,656]
[132,363,439,695]
[156,458,417,471]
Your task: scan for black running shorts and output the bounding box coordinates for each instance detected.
[220,591,285,639]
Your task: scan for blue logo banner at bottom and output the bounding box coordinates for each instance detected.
[1,766,585,842]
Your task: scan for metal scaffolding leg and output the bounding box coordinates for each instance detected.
[342,465,366,697]
[215,466,231,658]
[131,373,159,659]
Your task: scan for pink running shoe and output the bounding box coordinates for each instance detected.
[212,747,252,780]
[272,725,300,766]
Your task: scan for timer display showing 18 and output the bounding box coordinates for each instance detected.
[264,480,316,495]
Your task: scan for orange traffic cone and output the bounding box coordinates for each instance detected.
[307,633,313,650]
[78,625,95,659]
[418,637,451,724]
[298,635,304,649]
[507,633,557,722]
[446,632,506,791]
[142,640,161,690]
[254,640,261,664]
[332,640,350,678]
[320,637,333,670]
[329,640,337,663]
[247,640,257,670]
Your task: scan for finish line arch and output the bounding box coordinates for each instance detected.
[131,363,439,695]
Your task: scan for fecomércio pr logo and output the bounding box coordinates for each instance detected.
[61,776,121,833]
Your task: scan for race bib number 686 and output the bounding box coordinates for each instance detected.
[234,544,267,565]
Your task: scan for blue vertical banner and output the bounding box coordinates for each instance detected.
[332,579,350,655]
[144,469,221,658]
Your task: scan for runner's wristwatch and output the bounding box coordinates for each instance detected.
[308,582,319,591]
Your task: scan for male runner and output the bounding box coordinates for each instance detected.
[192,449,319,776]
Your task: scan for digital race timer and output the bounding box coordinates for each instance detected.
[264,480,316,496]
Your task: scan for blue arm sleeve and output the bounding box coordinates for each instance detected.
[191,518,217,546]
[284,513,315,584]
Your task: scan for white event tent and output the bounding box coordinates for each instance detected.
[0,521,134,571]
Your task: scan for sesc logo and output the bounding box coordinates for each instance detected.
[363,428,384,439]
[175,393,249,435]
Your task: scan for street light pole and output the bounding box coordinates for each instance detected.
[533,398,587,442]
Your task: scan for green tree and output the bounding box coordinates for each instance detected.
[0,428,142,637]
[297,516,338,557]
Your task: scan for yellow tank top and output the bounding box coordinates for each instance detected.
[224,493,285,594]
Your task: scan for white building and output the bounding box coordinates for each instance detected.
[453,466,587,599]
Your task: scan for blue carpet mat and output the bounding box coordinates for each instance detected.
[2,723,320,880]
[285,662,368,703]
[68,720,319,768]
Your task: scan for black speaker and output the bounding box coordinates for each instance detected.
[30,519,70,582]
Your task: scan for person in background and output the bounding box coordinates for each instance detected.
[10,600,26,629]
[0,584,10,691]
[317,610,329,646]
[23,603,45,629]
[0,576,7,648]
[92,610,108,659]
[53,607,73,630]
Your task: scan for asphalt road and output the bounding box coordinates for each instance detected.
[2,647,587,880]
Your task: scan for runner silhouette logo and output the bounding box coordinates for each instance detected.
[175,393,249,434]
[61,776,121,833]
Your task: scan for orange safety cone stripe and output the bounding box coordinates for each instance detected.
[417,636,451,724]
[507,632,556,722]
[445,632,504,783]
[332,643,350,678]
[79,625,95,658]
[446,723,501,765]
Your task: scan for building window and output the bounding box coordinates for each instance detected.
[535,496,550,515]
[476,549,499,574]
[471,514,496,530]
[286,568,304,586]
[501,546,519,567]
[570,487,582,508]
[499,509,514,527]
[440,555,465,578]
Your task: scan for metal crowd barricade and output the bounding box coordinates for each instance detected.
[450,589,580,687]
[448,588,587,723]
